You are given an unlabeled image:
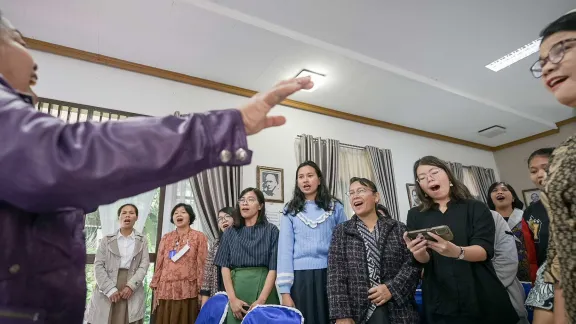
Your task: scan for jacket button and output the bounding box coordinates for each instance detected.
[8,264,20,274]
[235,148,247,161]
[220,150,231,163]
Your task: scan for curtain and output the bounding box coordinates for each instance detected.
[190,166,242,243]
[337,147,375,217]
[99,189,156,235]
[447,161,464,182]
[162,179,203,236]
[365,146,401,220]
[295,134,340,196]
[469,166,497,203]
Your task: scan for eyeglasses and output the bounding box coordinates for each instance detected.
[530,38,576,78]
[346,188,373,197]
[417,168,442,183]
[238,197,258,205]
[217,214,232,223]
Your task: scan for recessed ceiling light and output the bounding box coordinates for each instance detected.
[485,38,542,72]
[295,69,326,92]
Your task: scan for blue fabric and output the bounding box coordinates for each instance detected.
[242,305,303,324]
[196,293,229,324]
[276,201,347,293]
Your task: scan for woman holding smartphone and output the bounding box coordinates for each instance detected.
[403,156,518,324]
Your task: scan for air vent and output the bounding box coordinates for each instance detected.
[478,125,506,138]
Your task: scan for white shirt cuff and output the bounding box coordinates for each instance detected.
[106,287,119,298]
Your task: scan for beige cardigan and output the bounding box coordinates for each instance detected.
[85,230,150,324]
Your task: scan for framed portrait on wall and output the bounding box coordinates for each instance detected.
[406,183,421,208]
[257,166,284,203]
[522,188,542,206]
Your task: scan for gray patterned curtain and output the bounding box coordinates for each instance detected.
[296,134,340,197]
[470,166,497,204]
[447,161,464,182]
[174,111,243,243]
[189,166,242,243]
[365,146,400,220]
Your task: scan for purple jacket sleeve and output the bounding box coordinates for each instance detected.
[0,86,252,212]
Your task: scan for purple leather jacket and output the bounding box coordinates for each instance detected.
[0,77,252,324]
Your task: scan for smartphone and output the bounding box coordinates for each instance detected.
[242,305,250,312]
[407,225,454,242]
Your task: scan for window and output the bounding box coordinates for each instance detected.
[36,98,207,324]
[337,146,375,217]
[462,167,483,201]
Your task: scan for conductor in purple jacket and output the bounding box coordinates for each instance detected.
[0,11,313,324]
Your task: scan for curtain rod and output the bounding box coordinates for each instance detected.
[295,135,366,150]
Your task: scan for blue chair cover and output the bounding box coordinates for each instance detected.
[241,305,304,324]
[196,292,229,324]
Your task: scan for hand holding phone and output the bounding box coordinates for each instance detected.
[406,225,454,242]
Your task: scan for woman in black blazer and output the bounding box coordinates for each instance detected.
[403,156,518,324]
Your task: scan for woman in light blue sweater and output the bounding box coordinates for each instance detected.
[276,160,347,324]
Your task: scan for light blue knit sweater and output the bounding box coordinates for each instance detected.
[276,200,347,294]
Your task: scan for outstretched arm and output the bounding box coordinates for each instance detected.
[0,94,250,212]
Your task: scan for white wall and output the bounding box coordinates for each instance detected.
[32,50,499,221]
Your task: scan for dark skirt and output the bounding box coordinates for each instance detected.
[291,269,329,324]
[367,305,390,324]
[155,298,198,324]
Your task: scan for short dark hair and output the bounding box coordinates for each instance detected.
[117,203,138,218]
[413,156,473,211]
[233,188,268,228]
[170,203,196,225]
[527,147,555,166]
[349,177,394,218]
[540,11,576,42]
[486,182,524,211]
[218,207,234,216]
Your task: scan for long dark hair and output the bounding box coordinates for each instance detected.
[284,161,339,215]
[233,187,268,228]
[413,156,473,211]
[486,182,524,211]
[349,177,392,218]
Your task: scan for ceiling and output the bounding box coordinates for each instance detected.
[2,0,574,147]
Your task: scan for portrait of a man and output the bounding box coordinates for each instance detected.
[257,166,284,203]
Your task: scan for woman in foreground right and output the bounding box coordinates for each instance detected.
[404,156,518,324]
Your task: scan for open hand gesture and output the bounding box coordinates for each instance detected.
[240,77,313,135]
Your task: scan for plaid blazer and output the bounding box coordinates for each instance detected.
[327,215,420,324]
[200,240,220,297]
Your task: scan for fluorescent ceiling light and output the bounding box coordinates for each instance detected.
[295,69,326,92]
[485,38,542,72]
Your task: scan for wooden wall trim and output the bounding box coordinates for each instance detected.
[25,37,493,151]
[492,116,576,151]
[25,37,576,152]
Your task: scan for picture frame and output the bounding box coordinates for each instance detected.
[256,166,284,203]
[406,183,421,208]
[522,188,542,206]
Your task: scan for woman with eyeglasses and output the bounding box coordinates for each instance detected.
[200,207,234,307]
[328,177,420,324]
[150,203,208,324]
[214,188,280,324]
[403,156,518,324]
[530,10,576,323]
[276,161,347,324]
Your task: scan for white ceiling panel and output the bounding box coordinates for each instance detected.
[1,0,573,147]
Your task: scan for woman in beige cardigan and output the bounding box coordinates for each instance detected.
[85,204,151,324]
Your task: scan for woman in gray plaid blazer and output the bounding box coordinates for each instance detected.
[328,177,420,324]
